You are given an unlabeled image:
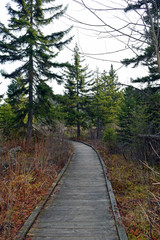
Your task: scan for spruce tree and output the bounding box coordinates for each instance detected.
[0,0,72,139]
[6,78,28,129]
[122,0,160,83]
[63,44,92,138]
[121,1,160,139]
[35,81,55,125]
[91,65,122,139]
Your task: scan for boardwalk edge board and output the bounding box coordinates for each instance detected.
[78,140,128,240]
[15,152,74,240]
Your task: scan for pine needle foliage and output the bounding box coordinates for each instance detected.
[122,0,160,83]
[63,44,93,138]
[0,0,72,139]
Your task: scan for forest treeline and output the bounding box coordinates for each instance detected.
[0,44,160,166]
[0,0,160,165]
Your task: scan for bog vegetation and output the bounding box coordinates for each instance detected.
[0,0,160,240]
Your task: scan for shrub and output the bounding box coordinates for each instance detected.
[103,127,117,148]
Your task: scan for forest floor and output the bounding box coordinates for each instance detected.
[0,136,72,240]
[89,140,160,240]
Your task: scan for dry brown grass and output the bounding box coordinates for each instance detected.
[0,136,72,240]
[88,140,160,240]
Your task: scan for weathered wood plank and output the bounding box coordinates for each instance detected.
[29,227,117,237]
[27,142,120,240]
[30,221,113,229]
[29,236,118,240]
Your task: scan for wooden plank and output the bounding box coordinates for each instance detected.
[27,142,120,240]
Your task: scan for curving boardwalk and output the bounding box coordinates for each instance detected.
[27,142,119,240]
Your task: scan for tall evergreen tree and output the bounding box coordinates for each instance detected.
[63,44,92,138]
[122,0,160,83]
[91,65,122,139]
[121,1,160,141]
[0,0,72,139]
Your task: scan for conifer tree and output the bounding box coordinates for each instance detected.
[0,0,72,139]
[35,81,55,125]
[122,0,160,83]
[91,65,122,139]
[6,78,28,129]
[121,1,160,140]
[63,44,92,138]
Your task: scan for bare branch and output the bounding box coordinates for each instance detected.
[149,141,160,159]
[78,0,148,44]
[73,0,125,10]
[80,48,129,55]
[64,13,105,27]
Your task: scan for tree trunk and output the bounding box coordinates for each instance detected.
[96,118,101,139]
[77,119,80,138]
[27,1,34,141]
[76,102,80,138]
[96,100,101,139]
[144,0,160,72]
[27,74,33,140]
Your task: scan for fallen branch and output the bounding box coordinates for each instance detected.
[138,134,160,140]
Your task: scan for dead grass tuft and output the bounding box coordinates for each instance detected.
[89,141,160,240]
[0,136,72,240]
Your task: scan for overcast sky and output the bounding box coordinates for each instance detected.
[0,0,148,95]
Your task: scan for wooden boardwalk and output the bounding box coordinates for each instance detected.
[27,142,119,240]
